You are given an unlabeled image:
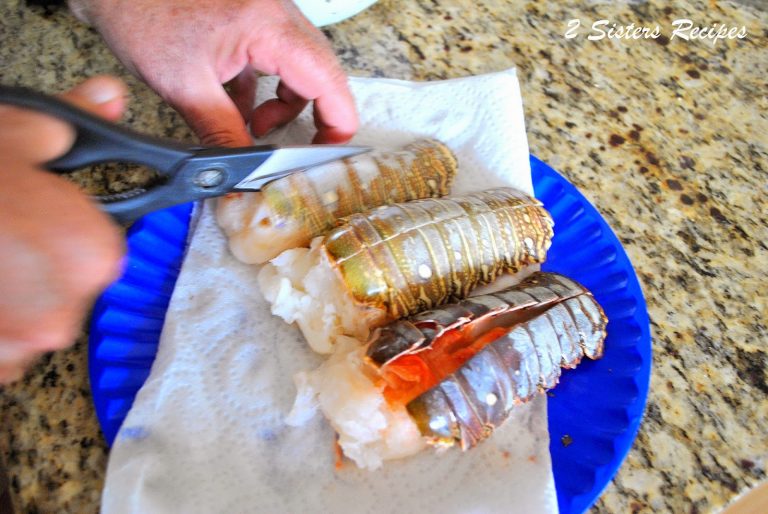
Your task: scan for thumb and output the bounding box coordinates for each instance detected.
[60,75,128,122]
[0,75,127,164]
[169,78,254,148]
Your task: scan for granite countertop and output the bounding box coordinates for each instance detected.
[1,0,766,512]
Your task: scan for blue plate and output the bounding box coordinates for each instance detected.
[89,156,651,514]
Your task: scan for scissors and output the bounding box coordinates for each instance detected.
[0,85,369,223]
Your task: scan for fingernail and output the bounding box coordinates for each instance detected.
[250,125,274,138]
[78,80,121,105]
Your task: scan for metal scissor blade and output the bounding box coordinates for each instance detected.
[235,145,371,189]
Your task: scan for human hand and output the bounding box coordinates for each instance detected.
[0,76,127,384]
[69,0,359,147]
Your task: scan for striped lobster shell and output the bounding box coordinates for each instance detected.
[262,139,457,238]
[366,272,608,449]
[322,188,554,320]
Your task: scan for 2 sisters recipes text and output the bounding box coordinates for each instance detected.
[565,18,748,45]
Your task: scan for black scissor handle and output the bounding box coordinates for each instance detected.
[100,148,275,223]
[0,85,194,174]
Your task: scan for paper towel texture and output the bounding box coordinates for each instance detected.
[102,70,559,514]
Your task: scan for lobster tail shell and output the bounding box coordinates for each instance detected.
[262,139,457,236]
[324,188,555,320]
[217,139,458,264]
[364,272,608,450]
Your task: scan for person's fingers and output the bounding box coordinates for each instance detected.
[0,75,128,164]
[0,166,125,351]
[312,92,359,144]
[60,75,128,121]
[249,27,358,144]
[0,107,75,164]
[250,80,309,138]
[226,65,258,122]
[0,346,37,384]
[164,72,253,147]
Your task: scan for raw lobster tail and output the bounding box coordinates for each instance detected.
[262,139,457,235]
[324,188,555,320]
[216,139,457,264]
[364,272,607,450]
[284,272,609,468]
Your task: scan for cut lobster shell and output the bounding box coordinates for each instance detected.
[365,272,608,449]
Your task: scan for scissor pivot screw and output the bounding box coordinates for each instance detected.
[194,168,225,188]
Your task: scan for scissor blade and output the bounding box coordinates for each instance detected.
[235,145,370,189]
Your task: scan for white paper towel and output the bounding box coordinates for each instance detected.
[102,69,559,514]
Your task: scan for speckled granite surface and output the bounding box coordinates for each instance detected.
[1,0,766,512]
